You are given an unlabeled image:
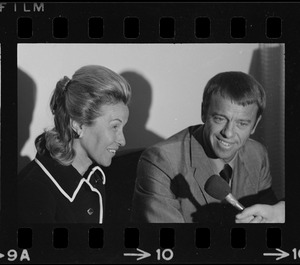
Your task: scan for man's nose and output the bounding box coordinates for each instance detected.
[221,122,235,138]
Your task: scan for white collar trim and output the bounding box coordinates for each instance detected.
[34,158,106,223]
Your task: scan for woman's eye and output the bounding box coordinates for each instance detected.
[112,124,119,130]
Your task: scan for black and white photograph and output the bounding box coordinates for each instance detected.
[1,2,299,264]
[17,43,285,225]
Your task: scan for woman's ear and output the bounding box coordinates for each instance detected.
[71,120,83,138]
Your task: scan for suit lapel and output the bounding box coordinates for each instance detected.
[231,148,257,199]
[190,126,220,204]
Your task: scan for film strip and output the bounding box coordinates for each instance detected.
[0,2,299,264]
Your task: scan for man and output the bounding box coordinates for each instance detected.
[131,71,278,223]
[236,201,285,223]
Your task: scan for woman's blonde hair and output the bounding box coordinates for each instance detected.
[35,65,131,165]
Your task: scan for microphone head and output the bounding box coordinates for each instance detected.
[204,174,231,200]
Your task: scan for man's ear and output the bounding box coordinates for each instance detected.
[251,115,262,134]
[71,120,83,138]
[201,103,206,123]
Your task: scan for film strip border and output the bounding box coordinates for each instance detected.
[16,16,282,40]
[1,2,300,264]
[17,226,281,249]
[0,2,288,42]
[3,225,285,263]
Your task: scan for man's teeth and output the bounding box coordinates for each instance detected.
[108,149,116,154]
[219,140,230,146]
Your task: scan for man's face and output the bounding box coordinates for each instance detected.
[202,93,261,163]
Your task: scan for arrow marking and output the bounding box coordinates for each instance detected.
[263,248,289,261]
[124,248,151,261]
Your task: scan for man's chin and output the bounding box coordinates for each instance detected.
[215,150,236,162]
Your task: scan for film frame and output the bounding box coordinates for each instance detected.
[0,1,300,264]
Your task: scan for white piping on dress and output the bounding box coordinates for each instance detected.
[86,165,106,185]
[34,158,106,224]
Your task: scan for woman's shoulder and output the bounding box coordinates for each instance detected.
[18,159,39,181]
[18,154,53,187]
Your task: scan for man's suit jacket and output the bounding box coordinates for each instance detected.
[131,124,276,223]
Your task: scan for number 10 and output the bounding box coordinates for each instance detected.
[156,249,174,261]
[292,248,300,259]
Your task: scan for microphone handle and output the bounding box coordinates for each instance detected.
[225,193,245,211]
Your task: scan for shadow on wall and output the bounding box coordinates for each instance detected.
[18,68,37,173]
[120,71,164,151]
[248,45,285,199]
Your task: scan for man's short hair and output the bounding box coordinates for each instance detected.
[202,71,266,121]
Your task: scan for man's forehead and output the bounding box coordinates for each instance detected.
[209,94,259,116]
[210,93,258,107]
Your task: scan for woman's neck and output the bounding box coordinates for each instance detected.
[71,139,93,176]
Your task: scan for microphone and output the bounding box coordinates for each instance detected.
[204,175,245,211]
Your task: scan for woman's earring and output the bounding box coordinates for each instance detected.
[73,129,81,139]
[71,121,83,138]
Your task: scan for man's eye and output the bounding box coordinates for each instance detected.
[239,122,249,127]
[213,116,225,123]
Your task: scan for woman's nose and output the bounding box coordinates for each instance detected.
[117,131,126,147]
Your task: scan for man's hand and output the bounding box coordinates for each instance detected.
[235,201,285,223]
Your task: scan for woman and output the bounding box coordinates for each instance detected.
[18,65,131,223]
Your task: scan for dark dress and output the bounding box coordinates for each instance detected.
[18,151,106,223]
